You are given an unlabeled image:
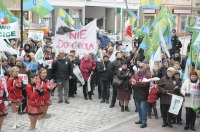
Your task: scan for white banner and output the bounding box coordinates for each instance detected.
[73,66,85,85]
[0,22,20,39]
[28,30,44,41]
[187,16,200,32]
[54,19,97,56]
[18,74,28,84]
[169,95,184,115]
[43,60,53,69]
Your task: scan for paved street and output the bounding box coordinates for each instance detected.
[2,84,200,132]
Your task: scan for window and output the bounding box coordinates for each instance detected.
[173,15,178,31]
[180,15,187,32]
[143,15,155,32]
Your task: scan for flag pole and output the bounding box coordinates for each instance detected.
[181,15,188,64]
[20,0,23,48]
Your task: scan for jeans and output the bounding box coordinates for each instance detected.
[100,80,110,100]
[135,100,148,124]
[147,102,158,117]
[57,79,69,101]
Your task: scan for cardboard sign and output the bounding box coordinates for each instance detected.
[0,22,20,39]
[28,30,44,41]
[18,74,28,84]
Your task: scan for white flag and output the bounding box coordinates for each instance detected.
[154,46,162,62]
[169,95,184,115]
[109,46,117,62]
[158,27,170,58]
[73,66,85,85]
[97,49,103,62]
[34,47,44,64]
[0,39,17,55]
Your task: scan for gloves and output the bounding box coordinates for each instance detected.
[44,65,49,69]
[36,89,44,96]
[185,93,190,97]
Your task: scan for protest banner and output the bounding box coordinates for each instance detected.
[18,74,28,84]
[186,16,200,32]
[73,66,85,85]
[43,60,53,69]
[0,22,19,39]
[28,30,44,41]
[54,19,97,56]
[169,95,184,115]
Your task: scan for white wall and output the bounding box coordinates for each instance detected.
[85,7,105,19]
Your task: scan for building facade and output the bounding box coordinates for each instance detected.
[192,0,200,16]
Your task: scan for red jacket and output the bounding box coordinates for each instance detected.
[7,76,23,99]
[0,86,6,109]
[80,58,96,81]
[26,84,43,107]
[37,78,50,101]
[147,85,160,103]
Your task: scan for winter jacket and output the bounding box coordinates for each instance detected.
[37,78,50,101]
[26,84,43,107]
[0,86,7,109]
[130,71,151,101]
[23,61,37,74]
[157,67,168,78]
[109,58,122,77]
[80,58,96,81]
[181,79,200,108]
[147,85,160,103]
[97,33,110,49]
[7,76,24,99]
[97,60,111,81]
[52,57,73,81]
[117,68,132,91]
[158,76,181,105]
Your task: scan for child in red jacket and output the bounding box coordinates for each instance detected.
[7,66,24,129]
[0,78,8,131]
[147,82,160,119]
[25,74,44,132]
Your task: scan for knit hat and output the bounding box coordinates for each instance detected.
[190,70,198,76]
[174,70,180,75]
[16,57,24,63]
[103,55,109,59]
[167,67,175,74]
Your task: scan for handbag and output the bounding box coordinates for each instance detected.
[113,75,123,86]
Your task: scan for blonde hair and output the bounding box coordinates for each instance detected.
[39,68,46,75]
[10,66,19,74]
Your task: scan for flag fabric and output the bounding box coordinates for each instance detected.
[109,46,117,62]
[169,95,184,115]
[97,49,103,62]
[17,12,30,28]
[139,35,150,51]
[55,17,74,35]
[154,46,162,62]
[124,0,137,27]
[152,6,166,27]
[125,19,132,40]
[73,66,85,85]
[163,24,172,49]
[141,0,162,9]
[87,73,92,92]
[58,8,75,26]
[23,0,54,18]
[34,47,44,64]
[166,6,177,28]
[0,0,19,22]
[0,39,17,55]
[142,18,151,35]
[158,27,170,58]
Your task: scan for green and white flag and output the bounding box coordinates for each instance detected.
[73,66,85,85]
[169,95,184,115]
[34,47,44,64]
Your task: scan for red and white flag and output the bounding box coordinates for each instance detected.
[125,19,132,40]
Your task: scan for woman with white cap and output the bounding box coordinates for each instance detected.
[157,67,181,128]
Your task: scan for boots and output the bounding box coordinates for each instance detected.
[12,113,20,129]
[121,105,124,112]
[84,94,88,100]
[38,119,45,132]
[148,114,152,119]
[125,106,130,112]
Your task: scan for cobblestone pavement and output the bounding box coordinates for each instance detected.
[2,86,137,132]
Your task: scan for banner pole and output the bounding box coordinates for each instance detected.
[20,0,23,48]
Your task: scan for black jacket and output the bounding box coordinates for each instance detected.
[97,60,111,81]
[52,57,73,81]
[117,68,131,91]
[109,58,122,76]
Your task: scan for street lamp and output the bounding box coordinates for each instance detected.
[20,0,23,48]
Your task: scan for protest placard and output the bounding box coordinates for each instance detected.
[28,30,44,41]
[18,74,28,84]
[169,95,184,115]
[43,60,53,69]
[0,22,19,39]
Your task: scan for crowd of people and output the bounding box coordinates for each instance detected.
[0,31,199,132]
